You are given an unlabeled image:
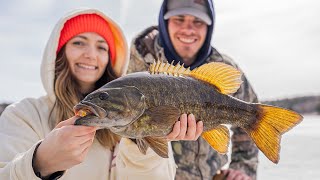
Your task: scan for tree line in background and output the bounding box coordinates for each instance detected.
[1,95,320,116]
[262,95,320,114]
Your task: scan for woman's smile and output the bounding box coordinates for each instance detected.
[75,63,98,71]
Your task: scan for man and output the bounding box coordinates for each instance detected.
[127,0,259,179]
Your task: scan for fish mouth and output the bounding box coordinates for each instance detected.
[74,101,107,118]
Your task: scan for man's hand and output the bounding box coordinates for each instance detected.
[221,169,252,180]
[166,113,203,141]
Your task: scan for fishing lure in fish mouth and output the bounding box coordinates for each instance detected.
[74,61,303,164]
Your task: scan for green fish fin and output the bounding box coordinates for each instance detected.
[136,138,149,155]
[201,125,230,154]
[144,136,169,158]
[149,60,191,76]
[147,106,181,124]
[247,104,303,164]
[190,62,243,95]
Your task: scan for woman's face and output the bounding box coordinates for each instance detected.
[65,32,109,93]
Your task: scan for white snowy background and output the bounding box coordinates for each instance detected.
[0,1,319,179]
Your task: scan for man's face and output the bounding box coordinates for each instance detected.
[168,14,208,66]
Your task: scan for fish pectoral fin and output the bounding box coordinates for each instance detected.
[147,106,181,124]
[136,138,149,155]
[144,136,169,158]
[190,62,243,95]
[201,125,230,154]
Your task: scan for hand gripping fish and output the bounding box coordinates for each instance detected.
[74,61,303,164]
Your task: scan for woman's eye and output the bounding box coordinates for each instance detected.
[98,46,107,51]
[73,41,84,46]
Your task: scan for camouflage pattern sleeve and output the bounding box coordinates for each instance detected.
[127,26,159,74]
[127,48,150,74]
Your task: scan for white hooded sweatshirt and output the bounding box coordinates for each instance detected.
[0,8,176,180]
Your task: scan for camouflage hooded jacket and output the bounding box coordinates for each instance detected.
[128,26,259,180]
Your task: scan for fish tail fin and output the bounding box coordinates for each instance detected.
[248,104,303,163]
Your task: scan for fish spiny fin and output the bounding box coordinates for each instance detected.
[149,60,156,74]
[154,60,161,73]
[144,137,169,158]
[248,104,303,164]
[201,125,230,154]
[157,61,166,74]
[190,62,243,94]
[167,61,175,75]
[148,60,191,76]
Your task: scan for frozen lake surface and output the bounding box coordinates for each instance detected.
[258,115,320,180]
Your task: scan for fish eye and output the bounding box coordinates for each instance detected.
[99,92,109,100]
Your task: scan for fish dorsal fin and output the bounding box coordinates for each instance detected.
[144,136,169,158]
[149,61,242,95]
[190,62,243,95]
[149,60,191,76]
[201,125,230,154]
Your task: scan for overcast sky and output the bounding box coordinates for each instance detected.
[0,0,319,102]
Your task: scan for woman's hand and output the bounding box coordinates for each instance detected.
[166,114,203,141]
[33,116,97,177]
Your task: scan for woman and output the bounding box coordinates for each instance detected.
[0,8,203,180]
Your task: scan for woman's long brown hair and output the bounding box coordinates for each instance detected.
[53,46,120,149]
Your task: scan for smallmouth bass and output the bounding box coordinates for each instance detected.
[74,61,303,164]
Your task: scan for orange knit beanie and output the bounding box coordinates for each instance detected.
[57,14,116,64]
